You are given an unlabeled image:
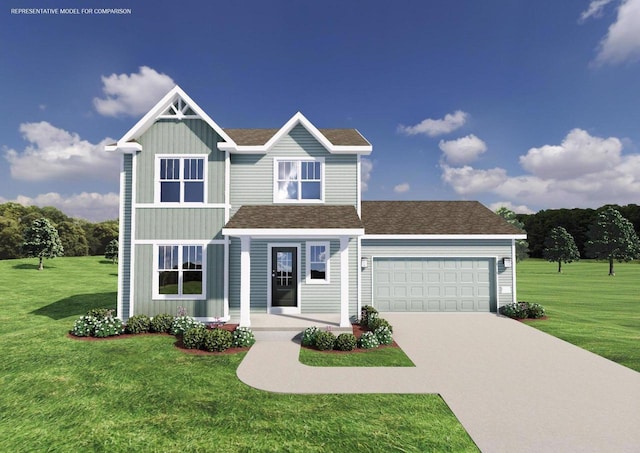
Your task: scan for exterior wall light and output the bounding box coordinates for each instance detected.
[503,257,512,268]
[361,257,368,269]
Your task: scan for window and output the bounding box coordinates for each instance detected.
[306,242,329,283]
[158,157,205,203]
[275,159,323,202]
[156,245,205,298]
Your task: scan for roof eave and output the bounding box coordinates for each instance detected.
[223,228,365,237]
[363,234,527,240]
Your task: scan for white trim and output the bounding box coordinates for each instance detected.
[273,157,325,203]
[135,203,228,209]
[357,236,362,319]
[267,243,302,315]
[356,155,361,218]
[511,238,517,304]
[134,239,225,245]
[154,154,208,205]
[339,237,350,327]
[224,150,230,222]
[363,234,527,240]
[223,236,229,320]
[116,163,126,320]
[152,243,207,301]
[129,154,138,319]
[305,241,330,284]
[239,237,251,326]
[223,228,365,237]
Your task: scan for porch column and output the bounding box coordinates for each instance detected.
[240,236,251,327]
[339,236,350,327]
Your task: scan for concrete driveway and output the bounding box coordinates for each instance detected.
[237,313,640,452]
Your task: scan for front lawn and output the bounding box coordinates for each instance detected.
[517,259,640,372]
[0,257,477,452]
[299,345,415,367]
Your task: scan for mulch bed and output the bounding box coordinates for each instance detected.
[300,323,400,354]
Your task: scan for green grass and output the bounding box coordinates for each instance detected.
[517,259,640,372]
[0,257,477,452]
[299,345,415,367]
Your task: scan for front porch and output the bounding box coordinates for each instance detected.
[228,312,352,333]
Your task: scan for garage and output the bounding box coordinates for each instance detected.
[373,257,495,312]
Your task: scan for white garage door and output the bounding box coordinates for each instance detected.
[373,258,494,312]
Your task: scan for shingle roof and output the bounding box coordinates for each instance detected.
[223,128,370,147]
[225,205,364,230]
[361,201,525,235]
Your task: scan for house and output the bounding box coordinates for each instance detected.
[107,86,525,327]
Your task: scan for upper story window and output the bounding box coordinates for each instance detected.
[274,159,323,202]
[157,156,205,203]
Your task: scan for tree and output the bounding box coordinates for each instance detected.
[496,207,529,261]
[57,221,89,257]
[22,218,64,270]
[543,226,580,273]
[585,207,640,276]
[105,239,119,264]
[0,216,23,260]
[87,220,119,255]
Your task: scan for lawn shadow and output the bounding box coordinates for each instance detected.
[99,260,117,265]
[13,263,56,270]
[31,292,117,320]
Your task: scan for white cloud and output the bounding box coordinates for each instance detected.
[93,66,175,117]
[361,157,373,191]
[487,201,535,214]
[579,0,616,22]
[519,128,622,179]
[440,165,508,195]
[398,110,468,137]
[4,122,119,182]
[438,134,487,165]
[4,192,120,222]
[593,0,640,65]
[393,182,410,193]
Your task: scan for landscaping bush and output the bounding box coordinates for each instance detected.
[360,305,378,325]
[93,316,124,338]
[86,308,113,320]
[149,313,174,333]
[301,326,320,347]
[527,303,545,319]
[70,315,97,337]
[232,327,256,348]
[170,316,204,336]
[374,326,393,345]
[182,326,207,349]
[368,317,393,333]
[314,330,336,351]
[203,328,233,352]
[334,333,358,351]
[359,331,379,349]
[499,302,546,319]
[125,314,151,334]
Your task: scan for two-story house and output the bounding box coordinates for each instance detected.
[107,86,525,327]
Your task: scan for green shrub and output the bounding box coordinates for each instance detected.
[499,302,545,319]
[374,326,393,345]
[125,314,150,334]
[368,317,393,333]
[527,303,545,319]
[86,308,113,320]
[70,315,97,337]
[150,313,174,333]
[314,330,336,351]
[301,326,320,347]
[360,305,378,325]
[203,328,233,352]
[171,316,204,336]
[359,331,379,349]
[232,327,256,348]
[182,326,207,349]
[334,333,357,351]
[93,316,124,338]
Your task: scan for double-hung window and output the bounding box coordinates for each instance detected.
[275,159,323,202]
[156,245,205,298]
[306,242,329,283]
[158,156,205,203]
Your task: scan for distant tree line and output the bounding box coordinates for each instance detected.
[0,202,118,260]
[515,204,640,259]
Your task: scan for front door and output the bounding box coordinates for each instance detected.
[271,247,298,308]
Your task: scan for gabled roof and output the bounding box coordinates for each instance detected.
[218,112,372,155]
[361,201,526,237]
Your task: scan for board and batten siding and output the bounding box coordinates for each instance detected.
[132,243,225,318]
[135,119,225,204]
[229,124,357,215]
[360,239,515,309]
[119,154,134,319]
[136,208,225,240]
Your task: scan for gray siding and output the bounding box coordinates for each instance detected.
[136,208,225,240]
[119,154,134,320]
[360,239,515,309]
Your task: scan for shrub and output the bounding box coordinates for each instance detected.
[368,317,393,333]
[86,308,113,320]
[360,305,378,325]
[150,313,174,333]
[232,327,256,348]
[171,316,204,336]
[334,333,358,351]
[203,328,233,352]
[183,326,207,349]
[93,316,124,338]
[499,302,545,319]
[70,315,97,337]
[314,330,336,351]
[125,314,151,334]
[527,303,545,319]
[359,331,379,349]
[301,326,320,347]
[374,326,393,345]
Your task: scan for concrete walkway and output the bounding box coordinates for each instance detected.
[237,313,640,452]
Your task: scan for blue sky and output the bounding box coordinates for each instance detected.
[2,0,640,220]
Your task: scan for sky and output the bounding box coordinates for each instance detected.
[1,0,640,221]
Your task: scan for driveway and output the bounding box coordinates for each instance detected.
[237,314,640,452]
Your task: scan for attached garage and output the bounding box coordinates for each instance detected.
[373,257,495,312]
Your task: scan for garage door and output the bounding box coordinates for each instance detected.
[373,258,494,312]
